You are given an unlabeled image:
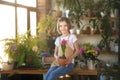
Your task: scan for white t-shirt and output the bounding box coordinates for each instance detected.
[55,34,78,50]
[54,34,78,63]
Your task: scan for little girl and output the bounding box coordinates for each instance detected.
[44,17,79,80]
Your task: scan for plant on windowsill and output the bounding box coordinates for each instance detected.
[3,33,47,69]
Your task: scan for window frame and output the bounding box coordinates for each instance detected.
[0,0,38,37]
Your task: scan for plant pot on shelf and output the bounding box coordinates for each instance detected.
[54,10,62,19]
[76,29,80,35]
[86,10,93,18]
[70,29,75,34]
[82,26,91,34]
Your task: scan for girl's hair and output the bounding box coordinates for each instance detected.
[57,17,72,34]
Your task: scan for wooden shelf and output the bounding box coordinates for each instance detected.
[76,34,100,37]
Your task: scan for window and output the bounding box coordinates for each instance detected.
[0,4,15,61]
[0,0,37,61]
[2,0,15,3]
[17,0,36,7]
[30,11,37,36]
[17,7,27,35]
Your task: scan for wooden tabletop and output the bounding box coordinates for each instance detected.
[0,67,98,75]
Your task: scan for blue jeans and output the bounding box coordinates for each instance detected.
[44,63,74,80]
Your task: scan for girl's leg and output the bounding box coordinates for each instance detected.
[48,63,74,80]
[44,66,58,80]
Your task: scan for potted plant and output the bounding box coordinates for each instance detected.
[103,0,120,17]
[97,0,120,51]
[61,0,85,32]
[3,34,44,69]
[37,15,58,54]
[97,15,112,52]
[81,0,95,17]
[79,43,101,70]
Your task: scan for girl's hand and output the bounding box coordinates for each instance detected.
[65,57,72,65]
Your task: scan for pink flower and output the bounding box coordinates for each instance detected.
[79,47,85,57]
[61,39,67,45]
[61,39,67,56]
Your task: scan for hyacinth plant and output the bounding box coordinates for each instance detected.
[60,39,67,57]
[58,39,67,66]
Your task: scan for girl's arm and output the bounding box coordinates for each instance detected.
[54,46,58,59]
[71,40,79,59]
[66,40,79,64]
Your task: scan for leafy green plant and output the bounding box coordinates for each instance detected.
[61,0,84,29]
[37,15,58,54]
[81,0,94,11]
[103,0,120,14]
[98,16,112,52]
[4,34,44,69]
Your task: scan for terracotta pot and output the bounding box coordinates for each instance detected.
[26,55,33,62]
[58,56,66,66]
[87,10,93,17]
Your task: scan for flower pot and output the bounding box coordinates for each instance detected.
[58,56,66,66]
[2,63,14,71]
[69,29,75,34]
[26,55,33,63]
[54,10,62,19]
[87,60,96,70]
[76,29,80,34]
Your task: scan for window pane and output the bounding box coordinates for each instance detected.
[2,0,15,3]
[30,11,37,36]
[17,7,27,35]
[0,4,15,61]
[17,0,36,7]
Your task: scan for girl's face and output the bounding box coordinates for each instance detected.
[59,21,69,35]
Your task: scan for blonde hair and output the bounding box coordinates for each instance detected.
[57,17,72,34]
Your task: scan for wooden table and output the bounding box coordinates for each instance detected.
[0,68,97,75]
[0,67,99,80]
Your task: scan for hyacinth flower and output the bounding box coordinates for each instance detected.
[61,39,67,57]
